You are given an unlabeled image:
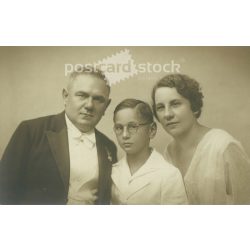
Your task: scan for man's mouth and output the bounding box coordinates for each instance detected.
[80,112,94,118]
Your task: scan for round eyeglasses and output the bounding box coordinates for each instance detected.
[113,122,151,135]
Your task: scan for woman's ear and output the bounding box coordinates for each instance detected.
[193,111,199,118]
[149,122,157,139]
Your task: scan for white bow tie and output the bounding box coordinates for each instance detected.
[74,134,95,149]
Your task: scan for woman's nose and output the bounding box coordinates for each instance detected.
[164,107,174,120]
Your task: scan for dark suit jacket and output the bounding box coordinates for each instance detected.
[0,112,117,205]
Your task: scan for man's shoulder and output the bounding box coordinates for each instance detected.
[23,113,57,125]
[95,129,116,147]
[95,129,116,149]
[95,129,118,163]
[20,112,65,131]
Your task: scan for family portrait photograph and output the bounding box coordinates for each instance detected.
[1,46,250,205]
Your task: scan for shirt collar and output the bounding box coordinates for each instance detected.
[121,149,160,179]
[65,113,96,144]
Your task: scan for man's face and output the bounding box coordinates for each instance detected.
[63,74,110,132]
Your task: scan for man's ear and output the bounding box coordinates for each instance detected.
[106,98,111,108]
[103,98,111,115]
[62,88,68,106]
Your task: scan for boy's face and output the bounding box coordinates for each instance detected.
[113,108,155,155]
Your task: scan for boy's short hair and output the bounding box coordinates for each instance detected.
[114,98,154,124]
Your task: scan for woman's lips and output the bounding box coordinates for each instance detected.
[166,122,179,127]
[123,142,133,148]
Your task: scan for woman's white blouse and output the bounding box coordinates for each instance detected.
[164,129,250,204]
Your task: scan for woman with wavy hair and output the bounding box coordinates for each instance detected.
[151,74,250,204]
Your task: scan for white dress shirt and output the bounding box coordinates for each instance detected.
[65,114,99,205]
[111,149,188,205]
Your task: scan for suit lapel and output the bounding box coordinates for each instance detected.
[46,113,70,192]
[95,130,112,204]
[44,115,113,204]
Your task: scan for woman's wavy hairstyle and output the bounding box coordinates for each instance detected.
[151,74,204,119]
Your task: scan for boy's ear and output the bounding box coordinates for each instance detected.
[149,122,157,139]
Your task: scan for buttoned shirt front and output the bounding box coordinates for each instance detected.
[65,114,99,205]
[111,149,188,205]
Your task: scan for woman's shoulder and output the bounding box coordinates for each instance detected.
[207,128,234,138]
[204,128,240,145]
[195,128,244,157]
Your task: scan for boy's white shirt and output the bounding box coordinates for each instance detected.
[111,149,188,205]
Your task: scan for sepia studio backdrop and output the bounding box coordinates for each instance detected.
[0,46,250,159]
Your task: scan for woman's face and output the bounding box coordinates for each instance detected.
[154,87,197,138]
[113,108,155,155]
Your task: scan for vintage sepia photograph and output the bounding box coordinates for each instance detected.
[0,46,250,205]
[2,1,250,249]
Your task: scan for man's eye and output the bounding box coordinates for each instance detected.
[76,93,88,98]
[93,97,105,103]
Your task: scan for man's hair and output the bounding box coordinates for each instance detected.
[68,65,110,91]
[114,98,154,124]
[152,74,204,119]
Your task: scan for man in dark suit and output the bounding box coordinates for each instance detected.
[0,67,117,205]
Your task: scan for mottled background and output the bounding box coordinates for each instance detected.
[1,47,250,158]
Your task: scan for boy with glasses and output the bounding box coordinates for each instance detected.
[111,98,188,204]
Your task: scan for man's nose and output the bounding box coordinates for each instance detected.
[122,127,130,139]
[84,97,94,109]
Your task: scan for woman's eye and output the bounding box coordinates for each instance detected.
[172,102,181,107]
[156,105,164,111]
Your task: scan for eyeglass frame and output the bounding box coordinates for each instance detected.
[113,122,152,135]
